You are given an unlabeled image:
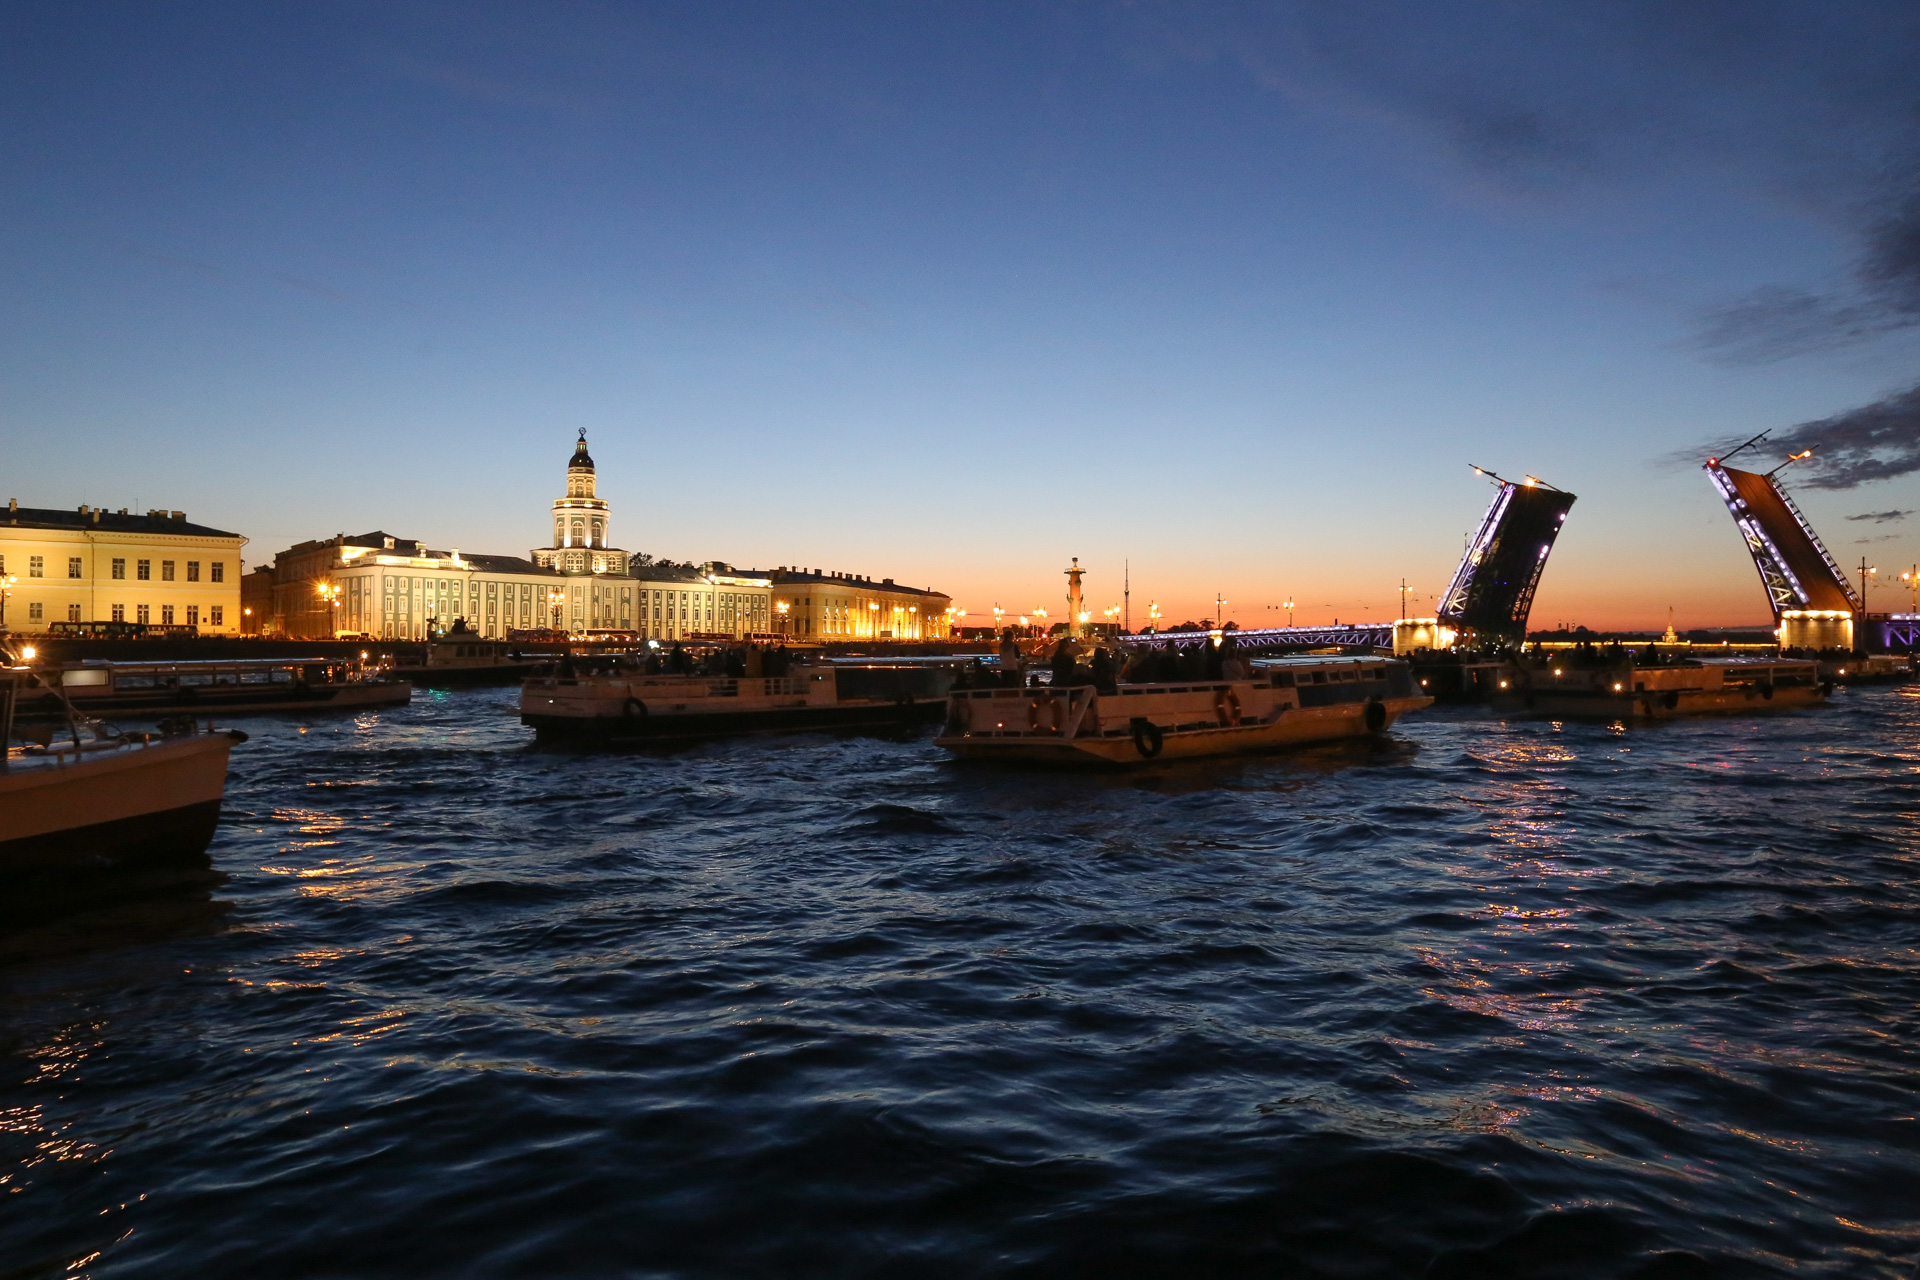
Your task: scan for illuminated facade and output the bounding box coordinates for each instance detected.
[633,563,774,642]
[0,500,245,635]
[771,568,951,641]
[268,532,571,640]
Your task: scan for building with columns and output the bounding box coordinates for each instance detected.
[263,432,641,639]
[769,568,951,641]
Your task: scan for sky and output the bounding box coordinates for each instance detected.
[6,1,1920,630]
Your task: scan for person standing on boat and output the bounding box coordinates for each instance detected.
[999,629,1025,688]
[1219,635,1250,682]
[1091,646,1118,695]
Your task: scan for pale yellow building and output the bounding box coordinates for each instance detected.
[770,568,951,641]
[0,500,245,635]
[268,531,579,641]
[632,563,774,642]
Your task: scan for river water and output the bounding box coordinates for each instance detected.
[2,684,1917,1277]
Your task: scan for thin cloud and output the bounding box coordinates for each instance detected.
[1847,509,1912,522]
[1768,381,1920,489]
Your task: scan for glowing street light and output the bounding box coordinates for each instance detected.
[1282,598,1295,627]
[316,581,341,636]
[548,588,566,633]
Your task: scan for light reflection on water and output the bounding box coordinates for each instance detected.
[0,684,1916,1276]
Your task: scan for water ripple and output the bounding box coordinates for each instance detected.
[1,684,1917,1276]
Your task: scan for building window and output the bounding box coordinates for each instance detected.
[66,557,81,579]
[137,559,151,580]
[186,605,199,626]
[161,560,175,581]
[112,557,126,579]
[68,604,81,622]
[28,602,42,621]
[137,604,150,624]
[28,556,43,578]
[211,562,224,583]
[187,561,200,581]
[211,606,223,625]
[112,604,124,622]
[161,605,174,625]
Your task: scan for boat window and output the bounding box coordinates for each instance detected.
[1268,672,1294,687]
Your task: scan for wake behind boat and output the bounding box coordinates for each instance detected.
[936,654,1432,765]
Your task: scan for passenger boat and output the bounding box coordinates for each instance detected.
[1494,656,1829,718]
[392,635,555,686]
[521,658,961,740]
[1,666,244,905]
[10,655,410,721]
[934,654,1432,765]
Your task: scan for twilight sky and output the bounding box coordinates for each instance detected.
[6,1,1920,629]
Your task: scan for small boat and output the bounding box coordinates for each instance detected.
[1,664,244,906]
[934,654,1433,765]
[520,658,959,739]
[1494,656,1829,718]
[11,655,410,721]
[1822,653,1911,684]
[392,634,555,686]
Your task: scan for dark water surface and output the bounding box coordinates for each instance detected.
[4,685,1919,1278]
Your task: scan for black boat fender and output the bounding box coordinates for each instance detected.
[1363,696,1387,732]
[1130,717,1164,759]
[1760,684,1774,700]
[622,696,647,719]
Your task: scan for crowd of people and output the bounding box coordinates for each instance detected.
[949,629,1255,693]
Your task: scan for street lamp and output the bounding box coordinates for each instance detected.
[1903,567,1919,613]
[316,581,341,637]
[549,588,566,634]
[775,599,790,634]
[1146,601,1161,632]
[1283,598,1295,627]
[0,573,16,632]
[1034,607,1048,639]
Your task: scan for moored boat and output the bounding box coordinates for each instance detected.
[393,633,555,686]
[1494,656,1829,718]
[935,654,1432,765]
[11,655,410,721]
[521,658,960,739]
[2,665,244,911]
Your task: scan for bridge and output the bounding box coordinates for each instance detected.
[1117,622,1393,651]
[1705,432,1863,649]
[1436,469,1577,646]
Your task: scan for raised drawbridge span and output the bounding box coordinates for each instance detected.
[1434,468,1577,646]
[1705,432,1859,648]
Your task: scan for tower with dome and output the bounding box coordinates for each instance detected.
[531,429,635,631]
